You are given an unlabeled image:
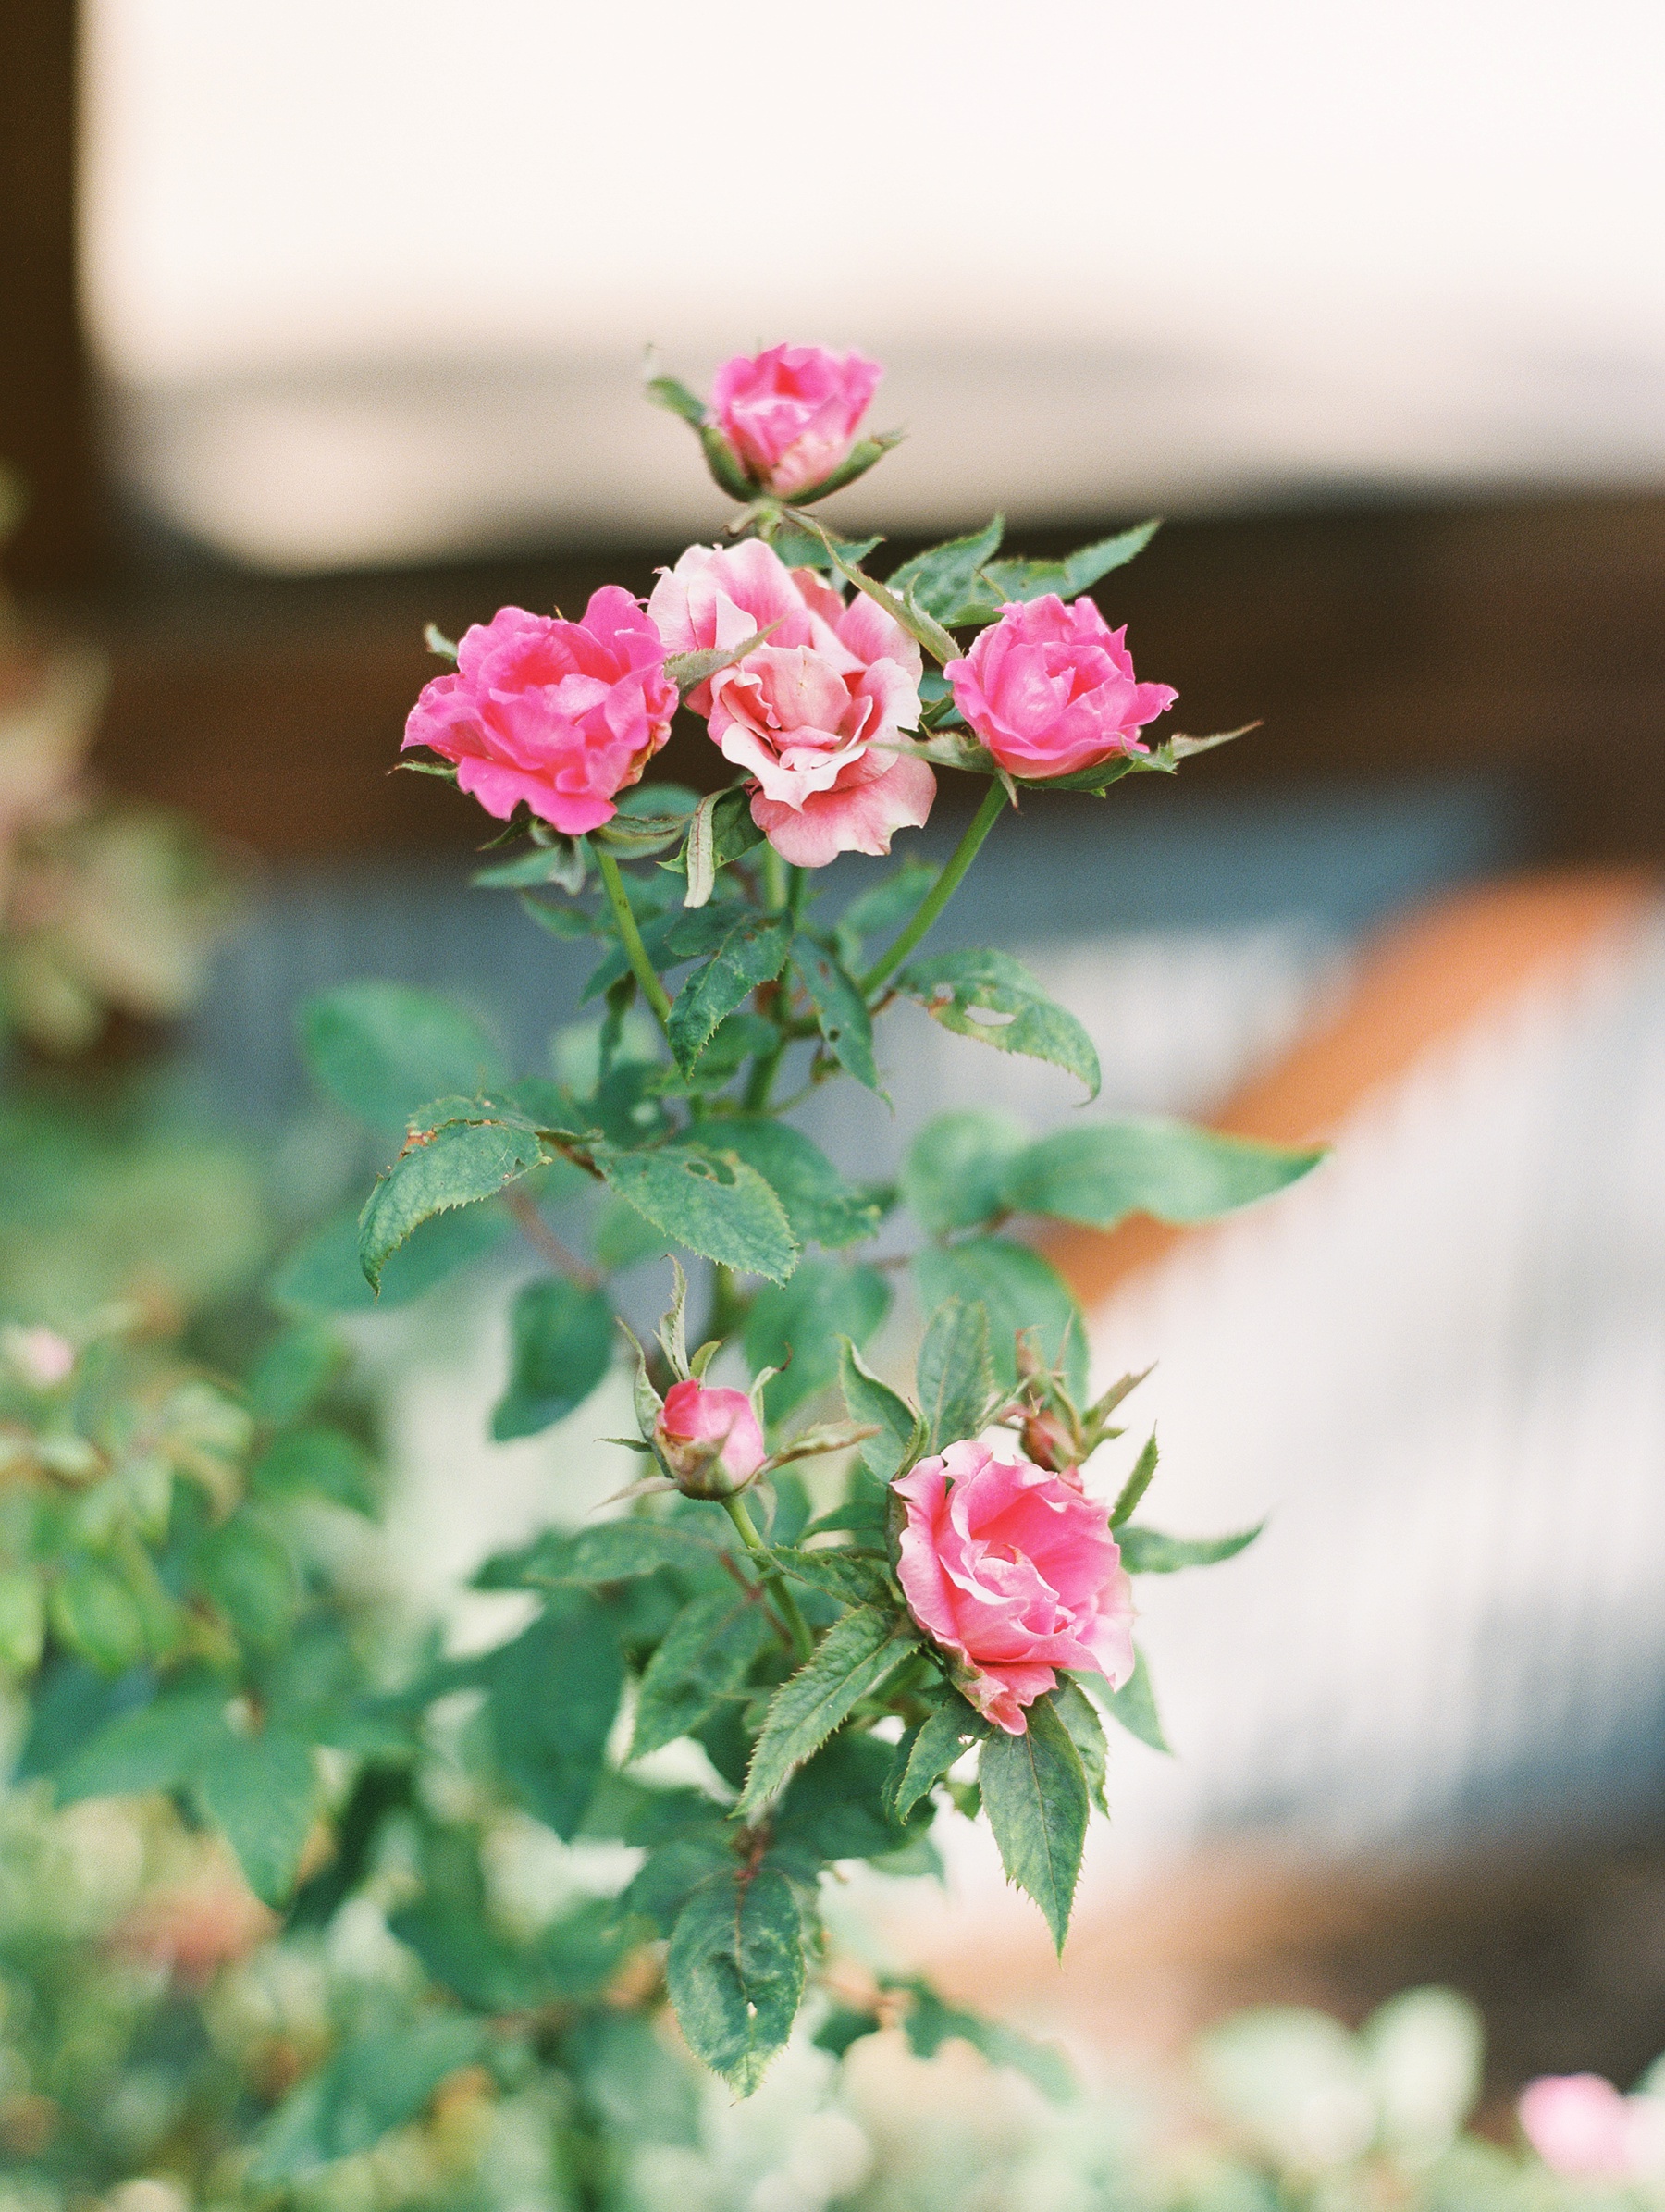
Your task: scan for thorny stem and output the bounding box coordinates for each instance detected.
[722,1492,814,1664]
[858,779,1008,997]
[595,846,672,1034]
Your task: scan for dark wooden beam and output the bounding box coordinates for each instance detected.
[0,0,107,589]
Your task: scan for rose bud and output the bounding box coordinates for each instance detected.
[944,594,1177,782]
[654,1378,768,1498]
[1018,1403,1079,1477]
[402,587,675,834]
[709,344,882,500]
[893,1440,1134,1734]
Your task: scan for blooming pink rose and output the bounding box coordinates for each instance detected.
[893,1439,1135,1734]
[647,541,933,869]
[1518,2076,1648,2179]
[945,595,1177,781]
[402,587,675,835]
[655,1378,768,1498]
[710,344,882,499]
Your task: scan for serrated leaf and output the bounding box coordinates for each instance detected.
[1109,1434,1159,1527]
[197,1728,318,1906]
[769,1547,893,1608]
[884,516,1005,621]
[887,1692,986,1821]
[630,1591,775,1760]
[739,1605,914,1812]
[274,1199,510,1313]
[358,1110,550,1291]
[711,1118,885,1250]
[979,1694,1090,1954]
[663,788,766,885]
[916,1298,996,1454]
[1117,1522,1264,1573]
[487,1599,622,1839]
[1077,1648,1171,1754]
[666,1867,805,2095]
[956,520,1161,624]
[836,1338,919,1483]
[1002,1118,1324,1230]
[896,949,1100,1099]
[769,527,883,573]
[667,914,795,1073]
[792,513,956,664]
[901,1108,1030,1237]
[299,984,504,1131]
[591,1139,798,1282]
[746,1259,892,1420]
[663,624,776,699]
[793,938,881,1092]
[491,1276,614,1441]
[911,1237,1086,1397]
[1052,1674,1109,1811]
[472,838,587,891]
[474,1520,718,1590]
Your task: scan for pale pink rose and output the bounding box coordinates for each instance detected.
[402,587,675,834]
[647,541,932,869]
[655,1378,768,1498]
[5,1325,76,1388]
[1518,2075,1640,2179]
[710,344,882,499]
[945,595,1177,781]
[893,1439,1135,1735]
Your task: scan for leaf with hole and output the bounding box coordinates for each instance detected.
[358,1107,552,1291]
[896,948,1100,1099]
[666,1866,805,2095]
[591,1140,798,1282]
[792,936,882,1092]
[712,1118,885,1251]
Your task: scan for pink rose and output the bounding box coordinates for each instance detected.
[1518,2076,1648,2179]
[4,1325,76,1388]
[945,595,1177,781]
[647,541,934,869]
[402,587,675,835]
[710,344,882,499]
[893,1439,1135,1735]
[655,1378,768,1498]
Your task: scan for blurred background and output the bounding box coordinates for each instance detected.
[6,0,1665,2133]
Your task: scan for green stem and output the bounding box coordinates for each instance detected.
[723,1493,814,1664]
[595,846,672,1034]
[760,843,787,912]
[858,779,1008,996]
[786,863,809,921]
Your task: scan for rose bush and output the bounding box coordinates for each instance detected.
[647,538,934,864]
[710,341,883,498]
[402,587,675,833]
[894,1439,1136,1732]
[945,591,1177,780]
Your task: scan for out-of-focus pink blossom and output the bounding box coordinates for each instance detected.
[710,344,882,498]
[1518,2074,1644,2179]
[893,1439,1135,1734]
[402,589,675,834]
[5,1325,76,1388]
[945,595,1176,781]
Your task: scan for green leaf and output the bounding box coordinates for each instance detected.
[0,1568,45,1674]
[979,1693,1090,1954]
[794,427,905,502]
[795,515,957,664]
[475,1519,717,1590]
[894,1977,1074,2102]
[662,626,778,702]
[911,1237,1086,1396]
[193,1518,299,1649]
[358,1110,551,1291]
[769,1547,893,1608]
[896,949,1100,1099]
[771,1730,926,1866]
[197,1728,319,1906]
[56,1691,231,1802]
[1078,1648,1171,1753]
[623,1837,735,1937]
[472,837,587,891]
[793,938,881,1092]
[739,1605,914,1812]
[298,983,504,1131]
[711,1118,885,1250]
[666,1866,806,2095]
[491,1276,614,1441]
[250,2018,487,2181]
[273,1198,509,1312]
[884,516,1005,621]
[251,1425,376,1515]
[955,520,1161,624]
[645,373,707,426]
[1109,1434,1159,1527]
[591,1139,797,1282]
[1116,1522,1263,1573]
[816,2006,883,2060]
[487,1598,623,1838]
[745,1259,891,1420]
[663,788,765,886]
[769,527,883,573]
[667,915,794,1073]
[837,1339,919,1483]
[901,1108,1030,1236]
[888,1692,986,1821]
[594,1194,672,1270]
[630,1590,775,1761]
[1052,1674,1109,1811]
[1002,1118,1324,1230]
[916,1297,996,1454]
[47,1558,146,1673]
[246,1320,344,1426]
